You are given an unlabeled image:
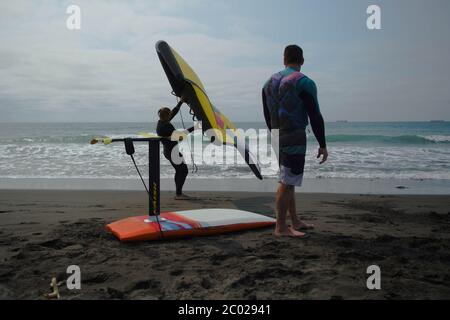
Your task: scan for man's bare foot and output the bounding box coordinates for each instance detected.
[292,221,314,231]
[274,227,308,238]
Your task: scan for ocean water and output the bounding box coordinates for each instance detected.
[0,122,449,182]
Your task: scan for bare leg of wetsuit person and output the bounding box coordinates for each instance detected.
[164,150,189,199]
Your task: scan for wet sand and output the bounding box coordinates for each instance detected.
[0,190,449,299]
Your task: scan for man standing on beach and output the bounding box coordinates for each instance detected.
[262,45,328,237]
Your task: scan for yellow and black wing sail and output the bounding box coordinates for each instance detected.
[156,40,262,180]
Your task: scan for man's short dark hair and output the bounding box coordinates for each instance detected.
[284,45,304,65]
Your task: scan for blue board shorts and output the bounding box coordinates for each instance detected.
[278,152,305,187]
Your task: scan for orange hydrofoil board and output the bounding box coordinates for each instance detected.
[106,209,275,242]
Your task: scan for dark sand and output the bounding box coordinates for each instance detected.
[0,190,449,300]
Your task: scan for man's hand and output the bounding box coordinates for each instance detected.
[317,147,328,164]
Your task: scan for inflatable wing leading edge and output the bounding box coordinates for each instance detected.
[156,40,262,180]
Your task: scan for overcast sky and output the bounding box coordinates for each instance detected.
[1,0,449,122]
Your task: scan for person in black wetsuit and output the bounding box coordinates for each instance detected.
[156,99,195,200]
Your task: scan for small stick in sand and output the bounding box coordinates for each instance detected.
[43,277,61,300]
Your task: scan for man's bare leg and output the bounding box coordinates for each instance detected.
[288,191,300,226]
[288,192,315,230]
[275,183,306,237]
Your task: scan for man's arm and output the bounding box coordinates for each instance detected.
[300,90,326,148]
[298,78,328,164]
[298,79,326,148]
[262,89,272,131]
